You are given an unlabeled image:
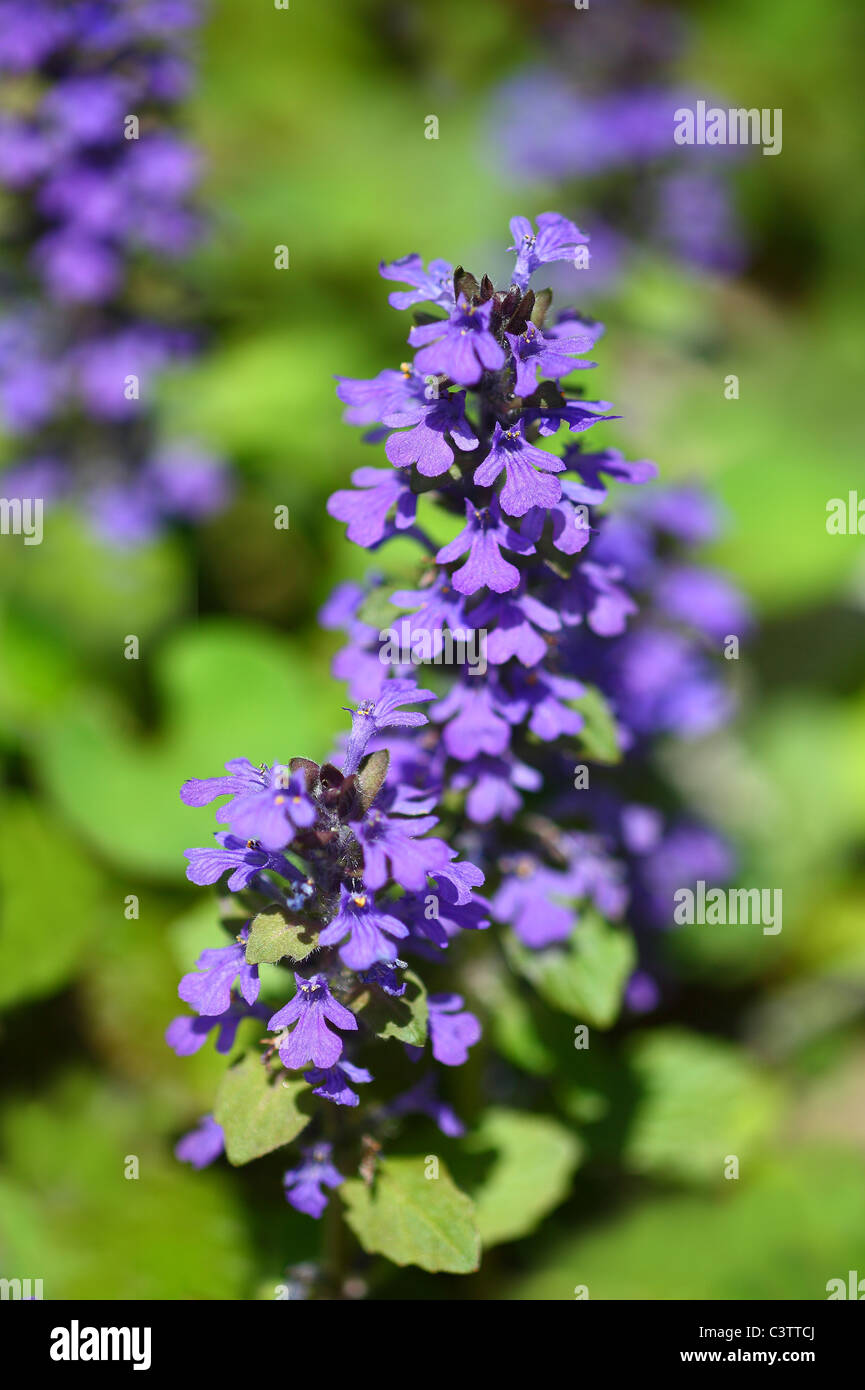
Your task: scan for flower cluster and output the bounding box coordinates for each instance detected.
[0,0,230,543]
[325,211,744,1002]
[170,689,486,1218]
[484,0,746,281]
[171,212,746,1264]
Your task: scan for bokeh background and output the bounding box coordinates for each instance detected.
[2,0,865,1300]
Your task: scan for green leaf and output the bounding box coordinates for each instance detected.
[571,685,622,765]
[351,969,428,1046]
[33,620,337,879]
[0,796,108,1008]
[0,1073,256,1299]
[245,905,319,965]
[623,1029,782,1184]
[504,910,635,1027]
[214,1054,311,1165]
[341,1156,480,1273]
[505,1148,864,1301]
[466,1109,583,1247]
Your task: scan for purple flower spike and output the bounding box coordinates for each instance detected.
[268,973,358,1071]
[283,1143,345,1220]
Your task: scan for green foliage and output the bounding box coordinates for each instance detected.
[622,1029,782,1184]
[0,1075,253,1299]
[342,1156,480,1274]
[0,797,109,1008]
[351,969,428,1047]
[34,621,336,878]
[507,1147,865,1300]
[504,911,635,1027]
[571,685,622,765]
[245,906,319,965]
[215,1054,311,1166]
[465,1109,583,1247]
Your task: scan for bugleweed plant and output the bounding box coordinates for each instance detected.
[170,213,745,1294]
[0,0,230,542]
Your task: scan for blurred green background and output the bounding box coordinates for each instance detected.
[1,0,864,1300]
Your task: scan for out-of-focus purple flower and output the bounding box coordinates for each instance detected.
[175,1114,225,1169]
[283,1144,344,1219]
[409,993,481,1067]
[387,1074,465,1138]
[304,1060,373,1108]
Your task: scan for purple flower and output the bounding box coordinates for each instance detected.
[317,887,409,971]
[335,367,417,427]
[175,1115,225,1169]
[508,212,590,290]
[387,1075,465,1137]
[451,753,542,823]
[408,993,481,1067]
[433,679,518,760]
[268,973,358,1071]
[184,832,295,892]
[354,808,452,891]
[360,959,407,996]
[409,296,505,387]
[283,1143,344,1220]
[181,760,315,851]
[473,421,565,517]
[493,859,577,948]
[304,1059,373,1108]
[342,679,435,774]
[506,320,597,395]
[165,1000,266,1057]
[436,498,535,595]
[472,587,561,667]
[327,466,417,547]
[384,389,477,477]
[178,925,260,1015]
[378,253,454,310]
